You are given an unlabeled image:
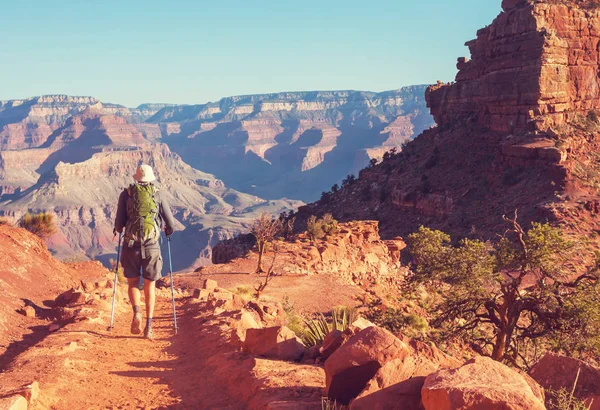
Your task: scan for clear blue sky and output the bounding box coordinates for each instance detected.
[0,0,501,107]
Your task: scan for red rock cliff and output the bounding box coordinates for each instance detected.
[427,0,600,132]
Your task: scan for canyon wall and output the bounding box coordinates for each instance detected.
[150,87,433,201]
[300,0,600,243]
[427,0,600,133]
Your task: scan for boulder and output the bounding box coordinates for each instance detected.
[422,356,546,410]
[350,377,425,410]
[320,329,343,360]
[231,310,262,347]
[81,278,108,292]
[243,326,305,361]
[357,340,460,399]
[530,352,600,407]
[15,381,40,404]
[202,279,218,292]
[320,318,377,361]
[350,317,376,331]
[19,306,36,318]
[324,326,410,405]
[0,395,27,410]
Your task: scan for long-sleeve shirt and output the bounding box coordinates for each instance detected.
[114,185,176,242]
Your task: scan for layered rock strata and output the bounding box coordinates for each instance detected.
[427,0,600,133]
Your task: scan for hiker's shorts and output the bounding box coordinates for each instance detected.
[120,244,163,282]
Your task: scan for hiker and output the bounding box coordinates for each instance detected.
[114,164,176,339]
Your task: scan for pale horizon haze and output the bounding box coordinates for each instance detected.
[0,0,501,107]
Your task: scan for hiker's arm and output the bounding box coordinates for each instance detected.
[159,195,176,236]
[114,190,128,234]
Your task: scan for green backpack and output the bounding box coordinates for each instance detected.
[125,183,160,243]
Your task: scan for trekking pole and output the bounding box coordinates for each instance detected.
[167,236,179,334]
[109,232,123,331]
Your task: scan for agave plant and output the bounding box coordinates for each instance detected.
[332,306,357,331]
[303,313,330,347]
[303,306,357,347]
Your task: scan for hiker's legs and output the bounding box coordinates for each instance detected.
[141,247,162,339]
[121,245,144,334]
[127,277,141,309]
[144,279,156,319]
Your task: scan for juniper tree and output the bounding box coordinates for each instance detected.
[251,213,282,274]
[406,211,600,367]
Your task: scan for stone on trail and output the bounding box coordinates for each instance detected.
[324,326,410,405]
[243,326,305,361]
[231,310,262,347]
[0,395,28,410]
[16,381,40,404]
[19,306,36,318]
[202,279,218,292]
[193,288,212,300]
[421,356,546,410]
[49,323,60,332]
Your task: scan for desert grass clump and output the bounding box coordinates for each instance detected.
[322,397,346,410]
[0,217,12,226]
[19,211,56,239]
[548,369,592,410]
[233,285,253,301]
[283,296,307,339]
[303,306,357,347]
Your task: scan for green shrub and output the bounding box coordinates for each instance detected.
[19,212,56,239]
[307,215,325,242]
[406,314,429,332]
[322,213,339,235]
[332,306,357,330]
[306,214,339,242]
[283,296,307,340]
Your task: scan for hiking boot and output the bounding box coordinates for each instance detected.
[144,326,154,340]
[130,312,143,335]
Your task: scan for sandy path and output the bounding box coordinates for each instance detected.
[0,296,244,410]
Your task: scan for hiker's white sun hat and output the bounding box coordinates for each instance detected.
[134,164,156,183]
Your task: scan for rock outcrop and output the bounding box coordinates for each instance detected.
[210,220,407,287]
[428,0,600,133]
[300,0,600,244]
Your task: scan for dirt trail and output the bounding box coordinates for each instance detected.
[1,296,244,410]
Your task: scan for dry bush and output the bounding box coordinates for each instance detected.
[19,212,56,239]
